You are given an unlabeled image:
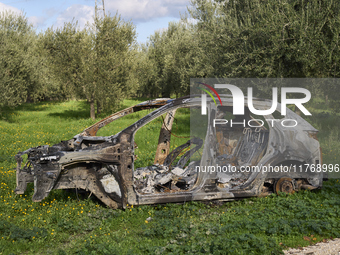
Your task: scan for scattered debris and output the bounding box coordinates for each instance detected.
[134,163,198,193]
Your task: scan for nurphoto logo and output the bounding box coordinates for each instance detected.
[200,83,311,116]
[199,83,312,128]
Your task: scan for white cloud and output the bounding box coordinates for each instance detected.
[55,4,94,29]
[28,16,47,28]
[51,1,189,30]
[0,2,22,15]
[105,0,190,22]
[0,3,45,28]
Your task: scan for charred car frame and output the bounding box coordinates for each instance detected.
[15,96,324,209]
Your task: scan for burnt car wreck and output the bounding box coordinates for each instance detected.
[15,96,325,209]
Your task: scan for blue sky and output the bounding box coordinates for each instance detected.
[0,0,191,44]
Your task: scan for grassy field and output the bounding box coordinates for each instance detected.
[0,98,339,254]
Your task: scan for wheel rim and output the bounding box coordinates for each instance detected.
[275,177,295,194]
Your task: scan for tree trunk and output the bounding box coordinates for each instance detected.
[26,93,32,103]
[90,100,95,120]
[97,100,101,114]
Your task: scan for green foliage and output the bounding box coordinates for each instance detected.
[2,0,340,115]
[39,21,87,100]
[0,10,137,118]
[0,11,45,107]
[38,14,137,119]
[138,20,203,97]
[189,0,340,78]
[136,0,340,100]
[90,13,137,113]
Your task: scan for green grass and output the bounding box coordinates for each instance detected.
[0,98,339,254]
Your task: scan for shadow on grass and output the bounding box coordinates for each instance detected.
[48,98,151,120]
[48,108,89,120]
[0,101,65,123]
[47,100,91,120]
[0,97,164,122]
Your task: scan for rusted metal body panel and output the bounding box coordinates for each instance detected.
[80,98,171,136]
[153,109,177,165]
[14,96,323,208]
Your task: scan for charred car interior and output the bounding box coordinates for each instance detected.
[15,96,325,209]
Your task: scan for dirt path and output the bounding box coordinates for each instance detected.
[284,238,340,255]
